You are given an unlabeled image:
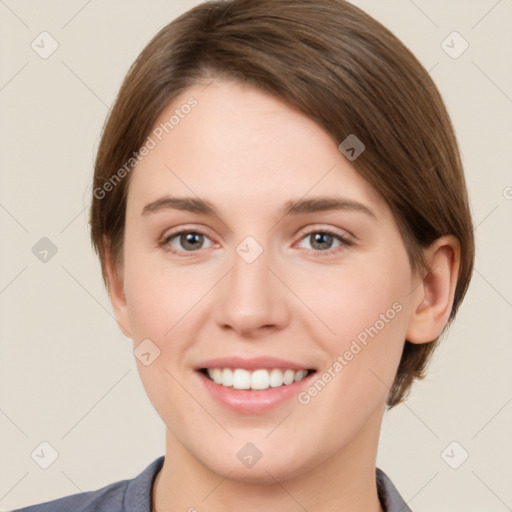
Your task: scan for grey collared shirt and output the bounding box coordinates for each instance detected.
[12,456,411,511]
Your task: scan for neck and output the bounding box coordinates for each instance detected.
[153,406,385,512]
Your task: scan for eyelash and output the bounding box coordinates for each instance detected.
[158,227,353,257]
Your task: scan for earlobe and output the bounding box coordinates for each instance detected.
[104,236,132,338]
[406,235,460,344]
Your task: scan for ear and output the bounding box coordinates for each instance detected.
[406,235,461,344]
[104,236,132,338]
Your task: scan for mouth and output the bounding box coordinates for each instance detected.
[195,357,318,414]
[199,367,316,391]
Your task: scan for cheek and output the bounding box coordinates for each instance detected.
[298,253,412,396]
[305,254,410,341]
[122,240,211,341]
[122,250,213,425]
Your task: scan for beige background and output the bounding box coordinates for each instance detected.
[1,1,511,510]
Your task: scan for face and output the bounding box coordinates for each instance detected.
[112,79,424,482]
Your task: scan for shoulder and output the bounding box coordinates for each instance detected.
[376,467,412,512]
[12,456,165,512]
[12,480,129,512]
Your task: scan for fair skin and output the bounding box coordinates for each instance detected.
[105,79,459,511]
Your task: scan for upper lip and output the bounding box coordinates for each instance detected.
[195,356,315,371]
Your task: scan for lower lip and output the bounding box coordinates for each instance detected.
[197,371,315,414]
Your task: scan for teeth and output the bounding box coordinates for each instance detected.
[221,368,233,387]
[205,368,310,390]
[232,369,251,389]
[283,369,295,385]
[211,368,222,384]
[269,368,283,387]
[294,369,308,382]
[251,369,269,390]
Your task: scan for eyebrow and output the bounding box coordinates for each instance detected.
[141,195,376,219]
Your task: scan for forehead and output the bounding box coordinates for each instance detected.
[126,79,387,218]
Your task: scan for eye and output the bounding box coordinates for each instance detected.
[160,229,214,255]
[159,227,352,256]
[296,229,352,254]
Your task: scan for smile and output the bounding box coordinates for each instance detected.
[202,367,315,391]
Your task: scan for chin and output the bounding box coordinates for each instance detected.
[208,457,307,484]
[196,440,320,485]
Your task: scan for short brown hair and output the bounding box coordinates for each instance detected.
[90,0,474,408]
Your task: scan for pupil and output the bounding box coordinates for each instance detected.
[312,233,332,250]
[182,233,202,250]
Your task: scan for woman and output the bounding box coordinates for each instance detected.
[15,0,474,510]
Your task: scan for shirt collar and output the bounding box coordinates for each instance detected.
[124,455,164,512]
[377,467,412,512]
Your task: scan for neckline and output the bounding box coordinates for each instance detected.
[148,457,392,512]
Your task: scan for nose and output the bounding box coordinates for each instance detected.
[213,242,290,338]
